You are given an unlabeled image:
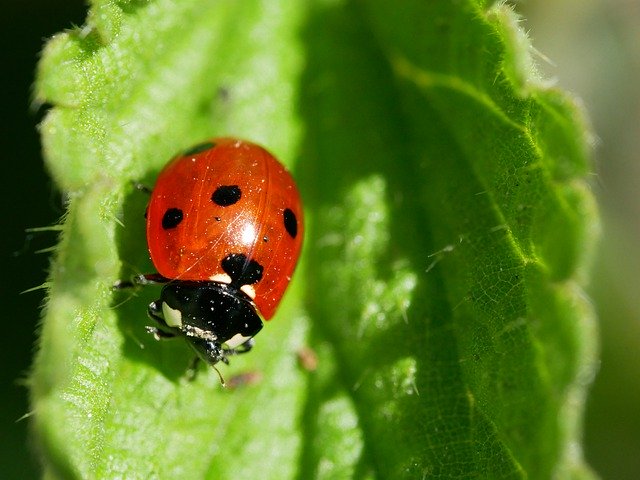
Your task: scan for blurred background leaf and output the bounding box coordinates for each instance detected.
[1,2,86,479]
[523,1,640,478]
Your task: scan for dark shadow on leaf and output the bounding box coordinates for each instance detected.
[292,2,473,477]
[112,173,194,382]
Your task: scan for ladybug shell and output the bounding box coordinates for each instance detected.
[146,138,303,320]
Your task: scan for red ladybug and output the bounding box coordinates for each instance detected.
[138,138,303,367]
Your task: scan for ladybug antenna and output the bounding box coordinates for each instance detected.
[213,364,226,387]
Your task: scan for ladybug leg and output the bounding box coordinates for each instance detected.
[185,356,202,381]
[133,182,152,194]
[235,338,255,354]
[222,338,255,356]
[145,325,176,340]
[184,356,226,386]
[113,273,170,289]
[134,273,170,285]
[145,299,177,340]
[113,278,135,289]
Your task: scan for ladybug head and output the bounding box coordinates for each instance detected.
[148,281,263,366]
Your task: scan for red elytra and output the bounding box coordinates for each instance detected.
[146,138,303,320]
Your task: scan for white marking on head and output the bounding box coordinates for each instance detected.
[162,303,183,328]
[210,273,232,284]
[240,284,256,299]
[224,333,251,349]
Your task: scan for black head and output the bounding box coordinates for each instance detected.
[150,281,263,366]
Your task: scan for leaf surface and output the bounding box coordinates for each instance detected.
[32,1,599,478]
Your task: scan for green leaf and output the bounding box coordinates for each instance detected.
[31,0,599,479]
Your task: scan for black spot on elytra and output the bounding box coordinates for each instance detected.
[283,208,297,238]
[221,253,264,286]
[212,185,242,206]
[162,208,183,229]
[183,141,215,156]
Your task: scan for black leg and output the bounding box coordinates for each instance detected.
[147,300,165,323]
[113,272,169,290]
[134,273,170,285]
[225,338,255,356]
[113,278,136,289]
[145,325,176,340]
[146,300,178,340]
[185,356,202,381]
[133,182,152,194]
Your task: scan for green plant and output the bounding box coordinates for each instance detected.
[31,1,599,478]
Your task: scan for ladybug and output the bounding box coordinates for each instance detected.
[134,138,303,368]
